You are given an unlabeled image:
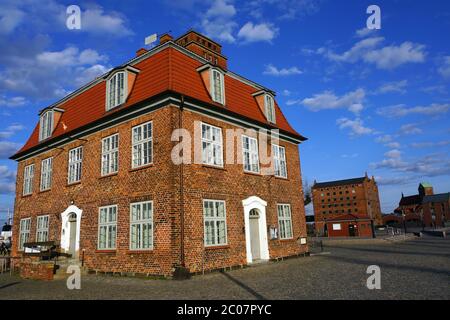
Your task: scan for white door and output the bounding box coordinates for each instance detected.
[249,209,260,260]
[68,213,77,257]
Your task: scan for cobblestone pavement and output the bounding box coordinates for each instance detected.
[1,237,449,300]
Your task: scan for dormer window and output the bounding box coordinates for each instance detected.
[265,94,276,124]
[107,71,127,110]
[39,110,53,141]
[211,69,225,104]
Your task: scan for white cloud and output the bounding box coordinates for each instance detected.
[0,6,24,34]
[377,80,408,94]
[263,64,302,76]
[281,89,291,96]
[0,123,25,139]
[375,135,393,143]
[0,141,22,159]
[399,123,422,135]
[0,96,27,107]
[201,0,237,43]
[377,103,450,118]
[80,7,133,37]
[355,27,378,38]
[0,165,15,194]
[386,142,401,149]
[37,47,107,67]
[385,149,402,159]
[336,117,373,136]
[411,140,450,148]
[243,0,321,20]
[341,153,359,158]
[321,37,426,70]
[438,56,450,78]
[237,22,279,43]
[299,89,365,114]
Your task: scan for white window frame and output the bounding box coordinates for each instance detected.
[129,201,153,251]
[39,110,53,141]
[332,223,342,231]
[106,71,127,111]
[19,218,31,251]
[23,164,34,196]
[98,205,118,250]
[272,144,287,178]
[242,135,260,173]
[101,134,119,176]
[131,121,153,169]
[264,94,276,124]
[203,200,227,247]
[40,157,53,191]
[210,69,225,104]
[201,123,223,167]
[277,204,293,239]
[68,146,83,184]
[36,215,49,242]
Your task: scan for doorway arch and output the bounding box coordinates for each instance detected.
[242,196,269,263]
[60,205,83,258]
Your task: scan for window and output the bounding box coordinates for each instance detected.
[130,201,153,250]
[40,157,53,191]
[39,110,53,141]
[211,69,225,104]
[36,215,49,242]
[201,123,223,167]
[107,72,126,110]
[23,164,34,195]
[101,134,119,176]
[203,200,227,246]
[98,205,117,250]
[332,223,341,231]
[242,136,260,173]
[265,94,276,123]
[68,147,83,184]
[277,204,293,239]
[272,144,287,178]
[132,122,152,168]
[19,218,31,250]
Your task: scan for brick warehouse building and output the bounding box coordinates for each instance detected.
[312,174,382,237]
[10,31,309,277]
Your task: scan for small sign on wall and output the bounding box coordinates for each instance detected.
[269,226,278,239]
[332,223,342,231]
[300,237,307,245]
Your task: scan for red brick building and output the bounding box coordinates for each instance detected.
[312,174,382,237]
[391,183,450,228]
[10,31,309,277]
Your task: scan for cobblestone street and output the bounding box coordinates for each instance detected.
[1,237,449,300]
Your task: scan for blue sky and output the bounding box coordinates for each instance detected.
[0,0,449,219]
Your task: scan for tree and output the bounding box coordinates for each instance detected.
[303,179,312,206]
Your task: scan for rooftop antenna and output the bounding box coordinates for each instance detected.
[144,30,172,48]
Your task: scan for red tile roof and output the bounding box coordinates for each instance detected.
[13,45,305,159]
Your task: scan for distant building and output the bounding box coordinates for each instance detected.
[312,173,382,237]
[392,183,450,228]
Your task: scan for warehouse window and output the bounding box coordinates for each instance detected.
[203,200,227,247]
[132,121,152,168]
[242,135,260,173]
[265,94,276,123]
[201,123,223,167]
[68,146,83,184]
[39,110,53,141]
[107,72,126,110]
[36,215,49,242]
[19,218,31,251]
[23,164,34,195]
[130,201,153,250]
[98,205,117,250]
[211,69,225,104]
[101,134,119,176]
[40,157,53,191]
[277,204,293,239]
[272,144,287,178]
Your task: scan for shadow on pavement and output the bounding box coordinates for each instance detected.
[220,271,267,300]
[0,282,21,290]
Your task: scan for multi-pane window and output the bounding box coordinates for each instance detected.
[98,205,117,250]
[19,218,31,250]
[201,123,223,167]
[40,157,53,191]
[68,147,83,184]
[203,200,227,246]
[272,144,287,178]
[132,122,153,168]
[211,69,224,104]
[23,164,34,195]
[107,72,126,110]
[130,201,153,250]
[265,95,276,123]
[277,204,293,239]
[39,110,53,141]
[242,136,260,173]
[36,215,49,242]
[101,134,119,176]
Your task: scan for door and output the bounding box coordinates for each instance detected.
[249,209,260,261]
[348,224,356,237]
[68,213,77,257]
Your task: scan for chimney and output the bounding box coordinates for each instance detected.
[136,48,148,57]
[160,33,173,44]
